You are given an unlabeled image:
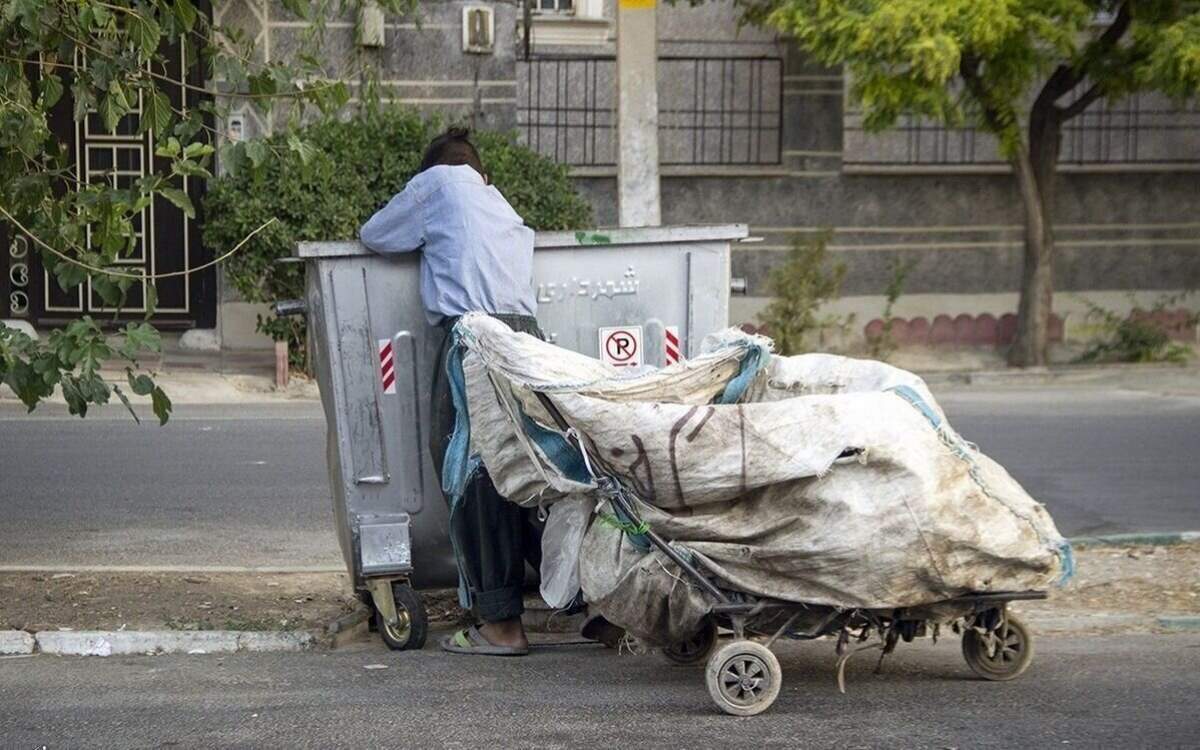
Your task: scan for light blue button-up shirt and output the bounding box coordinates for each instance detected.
[360,164,537,325]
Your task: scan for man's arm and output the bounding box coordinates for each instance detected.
[360,186,424,254]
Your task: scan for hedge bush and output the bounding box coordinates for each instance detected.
[202,108,593,370]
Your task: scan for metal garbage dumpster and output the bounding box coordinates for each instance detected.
[294,224,748,649]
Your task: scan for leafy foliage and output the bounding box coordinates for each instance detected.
[749,1,1200,155]
[1076,293,1197,364]
[756,231,846,356]
[866,257,916,361]
[203,107,593,371]
[0,0,412,419]
[743,0,1199,366]
[1,319,170,422]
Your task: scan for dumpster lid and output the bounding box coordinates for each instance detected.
[294,223,749,259]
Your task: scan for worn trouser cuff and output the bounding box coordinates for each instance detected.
[471,584,524,623]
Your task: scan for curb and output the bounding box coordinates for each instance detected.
[1068,531,1200,548]
[0,630,35,655]
[29,629,315,656]
[1156,616,1200,632]
[920,361,1197,388]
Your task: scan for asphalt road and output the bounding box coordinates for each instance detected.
[2,632,1198,747]
[1,386,1198,568]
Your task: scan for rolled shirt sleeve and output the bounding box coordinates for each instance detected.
[360,186,424,254]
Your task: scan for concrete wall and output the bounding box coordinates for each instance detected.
[209,0,1200,350]
[555,4,1200,339]
[212,0,525,348]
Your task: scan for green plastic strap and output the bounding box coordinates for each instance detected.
[598,512,650,537]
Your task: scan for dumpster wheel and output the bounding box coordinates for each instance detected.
[373,581,428,651]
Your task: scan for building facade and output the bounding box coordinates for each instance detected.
[4,0,1197,350]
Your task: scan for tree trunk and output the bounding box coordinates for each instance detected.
[1008,108,1061,367]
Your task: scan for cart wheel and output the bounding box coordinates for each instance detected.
[375,582,428,651]
[961,613,1033,681]
[663,617,718,666]
[705,640,782,716]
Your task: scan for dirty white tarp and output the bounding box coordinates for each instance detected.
[449,314,1070,644]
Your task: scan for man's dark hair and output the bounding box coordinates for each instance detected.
[418,126,485,176]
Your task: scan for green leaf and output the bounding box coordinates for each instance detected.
[281,0,310,21]
[287,134,319,166]
[72,81,95,122]
[40,74,64,107]
[91,275,124,306]
[248,72,277,99]
[173,0,198,32]
[184,142,215,160]
[127,370,155,395]
[54,259,89,292]
[244,140,269,167]
[81,372,112,404]
[156,137,182,159]
[109,81,131,110]
[91,3,111,27]
[99,93,123,134]
[60,376,89,417]
[123,322,162,354]
[151,386,172,425]
[217,141,247,176]
[159,187,195,218]
[129,9,162,59]
[172,161,212,178]
[142,87,172,134]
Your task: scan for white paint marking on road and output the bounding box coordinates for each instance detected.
[0,564,344,574]
[0,415,324,422]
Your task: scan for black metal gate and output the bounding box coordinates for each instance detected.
[2,41,215,330]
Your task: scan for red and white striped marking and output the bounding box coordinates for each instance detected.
[665,326,682,365]
[379,339,396,395]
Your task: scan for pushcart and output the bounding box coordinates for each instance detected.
[533,391,1045,717]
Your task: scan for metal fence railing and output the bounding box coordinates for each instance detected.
[843,90,1200,168]
[517,56,783,167]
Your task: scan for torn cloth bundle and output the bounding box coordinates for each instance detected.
[445,313,1070,644]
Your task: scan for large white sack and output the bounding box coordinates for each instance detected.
[449,314,1070,644]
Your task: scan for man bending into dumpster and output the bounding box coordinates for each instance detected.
[360,127,606,655]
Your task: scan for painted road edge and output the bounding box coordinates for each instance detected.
[0,630,36,655]
[1068,531,1200,548]
[33,630,315,656]
[1156,616,1200,632]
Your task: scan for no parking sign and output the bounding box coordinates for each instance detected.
[598,326,643,368]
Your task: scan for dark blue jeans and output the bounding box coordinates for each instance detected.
[430,314,544,623]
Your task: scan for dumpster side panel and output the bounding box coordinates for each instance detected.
[329,266,388,484]
[306,234,734,592]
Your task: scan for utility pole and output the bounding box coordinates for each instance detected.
[616,0,661,227]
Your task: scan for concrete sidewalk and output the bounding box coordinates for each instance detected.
[3,346,1196,407]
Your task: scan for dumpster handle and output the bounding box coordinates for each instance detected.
[273,299,307,317]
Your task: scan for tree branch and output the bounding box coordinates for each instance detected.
[1059,82,1105,120]
[1035,1,1133,110]
[959,54,1006,134]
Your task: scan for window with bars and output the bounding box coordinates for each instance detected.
[532,0,575,14]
